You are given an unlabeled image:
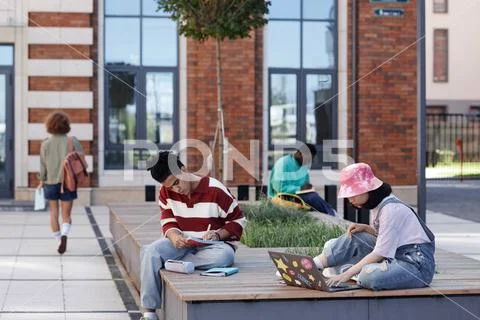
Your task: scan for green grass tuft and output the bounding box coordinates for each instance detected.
[240,201,345,257]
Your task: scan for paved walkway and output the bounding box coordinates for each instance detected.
[427,209,480,262]
[427,180,480,222]
[0,203,479,320]
[0,206,140,320]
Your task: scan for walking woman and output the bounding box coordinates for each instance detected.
[37,112,83,254]
[312,162,435,290]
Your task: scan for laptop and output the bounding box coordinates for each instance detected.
[268,251,362,292]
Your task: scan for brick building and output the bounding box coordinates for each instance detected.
[426,0,480,115]
[0,0,423,208]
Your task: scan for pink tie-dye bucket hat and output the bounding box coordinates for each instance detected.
[337,163,383,198]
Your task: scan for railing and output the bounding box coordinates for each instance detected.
[426,113,480,180]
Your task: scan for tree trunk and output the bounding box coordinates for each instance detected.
[215,38,226,183]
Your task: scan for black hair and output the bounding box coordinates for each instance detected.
[147,151,184,183]
[362,183,392,210]
[305,143,317,159]
[294,143,317,165]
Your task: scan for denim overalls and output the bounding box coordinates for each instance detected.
[322,198,436,290]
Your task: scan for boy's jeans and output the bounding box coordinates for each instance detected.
[140,238,234,309]
[323,232,435,290]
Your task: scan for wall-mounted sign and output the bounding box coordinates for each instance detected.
[374,8,405,17]
[370,0,409,3]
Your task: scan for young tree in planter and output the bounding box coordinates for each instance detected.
[156,0,270,182]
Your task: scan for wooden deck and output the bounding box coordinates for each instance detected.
[110,204,480,320]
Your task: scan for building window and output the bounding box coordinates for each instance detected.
[0,46,13,66]
[433,29,448,82]
[469,106,480,118]
[267,0,337,169]
[427,105,447,122]
[433,0,448,13]
[104,0,178,169]
[427,105,447,114]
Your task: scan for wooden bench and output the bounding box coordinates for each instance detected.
[110,204,480,320]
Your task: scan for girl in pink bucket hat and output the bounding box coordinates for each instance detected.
[308,163,436,291]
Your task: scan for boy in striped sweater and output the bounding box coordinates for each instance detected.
[140,151,247,320]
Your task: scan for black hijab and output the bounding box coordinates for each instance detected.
[362,183,392,210]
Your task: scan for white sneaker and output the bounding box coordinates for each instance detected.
[140,312,158,320]
[275,270,282,279]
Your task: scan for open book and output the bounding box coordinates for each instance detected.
[200,267,239,277]
[295,187,316,195]
[185,236,222,247]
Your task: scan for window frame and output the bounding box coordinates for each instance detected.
[267,0,338,169]
[104,1,179,169]
[433,28,448,83]
[433,0,448,13]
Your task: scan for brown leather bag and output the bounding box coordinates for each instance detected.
[61,137,88,193]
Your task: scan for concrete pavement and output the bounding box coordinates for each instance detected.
[427,180,480,223]
[0,202,479,320]
[0,206,140,320]
[427,209,480,262]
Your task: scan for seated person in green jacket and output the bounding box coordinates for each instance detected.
[268,143,335,215]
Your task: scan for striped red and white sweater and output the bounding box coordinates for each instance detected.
[159,176,247,241]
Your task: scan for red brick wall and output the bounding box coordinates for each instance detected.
[29,173,91,187]
[28,13,91,28]
[187,32,262,186]
[28,108,91,123]
[29,77,91,91]
[29,140,91,155]
[27,10,96,188]
[91,0,99,187]
[254,29,264,183]
[29,45,91,59]
[349,1,418,185]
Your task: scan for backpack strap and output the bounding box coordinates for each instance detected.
[373,197,435,242]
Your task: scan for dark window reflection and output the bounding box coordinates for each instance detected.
[146,72,174,144]
[105,149,156,170]
[108,72,136,145]
[0,75,6,184]
[306,74,333,145]
[270,74,297,145]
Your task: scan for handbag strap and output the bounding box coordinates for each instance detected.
[59,136,75,182]
[67,136,74,153]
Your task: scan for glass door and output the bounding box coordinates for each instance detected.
[0,70,13,198]
[303,73,336,168]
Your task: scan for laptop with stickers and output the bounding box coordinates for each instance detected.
[268,251,361,292]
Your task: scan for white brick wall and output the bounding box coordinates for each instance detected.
[28,123,93,140]
[28,91,93,108]
[28,27,93,45]
[28,155,94,172]
[28,59,93,77]
[27,0,93,13]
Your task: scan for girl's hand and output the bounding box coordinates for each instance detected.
[326,271,355,287]
[37,181,44,189]
[346,223,367,238]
